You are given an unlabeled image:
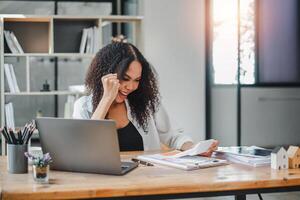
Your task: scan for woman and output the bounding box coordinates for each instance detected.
[73,39,218,155]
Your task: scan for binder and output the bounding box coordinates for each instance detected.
[4,64,15,93]
[4,31,18,54]
[10,31,24,53]
[9,64,20,93]
[79,29,88,53]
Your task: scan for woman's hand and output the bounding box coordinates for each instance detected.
[180,140,219,157]
[200,140,219,157]
[91,73,120,120]
[101,73,120,103]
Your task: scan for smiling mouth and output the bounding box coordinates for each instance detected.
[119,91,128,98]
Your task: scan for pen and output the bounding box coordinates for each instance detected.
[3,127,12,144]
[131,158,154,166]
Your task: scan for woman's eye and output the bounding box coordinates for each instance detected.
[135,80,141,82]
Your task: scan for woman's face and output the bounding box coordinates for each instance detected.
[115,60,142,103]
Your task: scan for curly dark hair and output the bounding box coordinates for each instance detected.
[85,42,160,131]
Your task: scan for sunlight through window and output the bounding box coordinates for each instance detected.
[212,0,255,84]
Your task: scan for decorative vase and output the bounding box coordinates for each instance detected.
[32,165,49,183]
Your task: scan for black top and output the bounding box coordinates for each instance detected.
[117,122,144,151]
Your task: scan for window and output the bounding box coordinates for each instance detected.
[212,0,255,84]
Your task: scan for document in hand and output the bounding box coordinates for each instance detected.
[167,139,216,158]
[137,140,227,170]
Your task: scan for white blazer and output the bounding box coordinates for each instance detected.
[72,95,193,150]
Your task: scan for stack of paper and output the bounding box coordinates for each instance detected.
[137,139,228,170]
[215,146,272,167]
[4,30,24,54]
[4,63,20,93]
[222,154,271,167]
[5,102,15,130]
[79,26,101,54]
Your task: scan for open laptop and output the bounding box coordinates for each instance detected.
[36,117,138,175]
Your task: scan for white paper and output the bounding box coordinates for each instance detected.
[166,139,216,158]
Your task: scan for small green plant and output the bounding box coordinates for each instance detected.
[25,152,53,168]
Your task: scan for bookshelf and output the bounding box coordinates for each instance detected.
[0,15,143,155]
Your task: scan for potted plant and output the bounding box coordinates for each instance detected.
[25,152,52,183]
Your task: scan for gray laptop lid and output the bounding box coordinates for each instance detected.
[36,117,125,175]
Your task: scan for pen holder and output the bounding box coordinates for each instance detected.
[7,144,28,174]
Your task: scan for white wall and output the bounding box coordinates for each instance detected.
[139,0,206,142]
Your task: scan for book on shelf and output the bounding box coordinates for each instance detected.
[5,102,15,131]
[4,63,20,93]
[85,28,92,54]
[4,30,24,54]
[64,95,76,118]
[10,31,24,53]
[4,64,15,93]
[4,31,18,54]
[79,26,100,54]
[79,28,88,53]
[93,26,101,54]
[9,64,20,93]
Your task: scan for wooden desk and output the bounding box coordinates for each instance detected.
[1,151,300,200]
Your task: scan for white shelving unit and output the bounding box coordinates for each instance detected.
[4,91,84,96]
[0,14,143,155]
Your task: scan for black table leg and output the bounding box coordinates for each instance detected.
[235,194,246,200]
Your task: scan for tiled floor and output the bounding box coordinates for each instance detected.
[186,192,300,200]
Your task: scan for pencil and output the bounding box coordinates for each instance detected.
[4,127,12,144]
[17,130,22,144]
[1,128,11,144]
